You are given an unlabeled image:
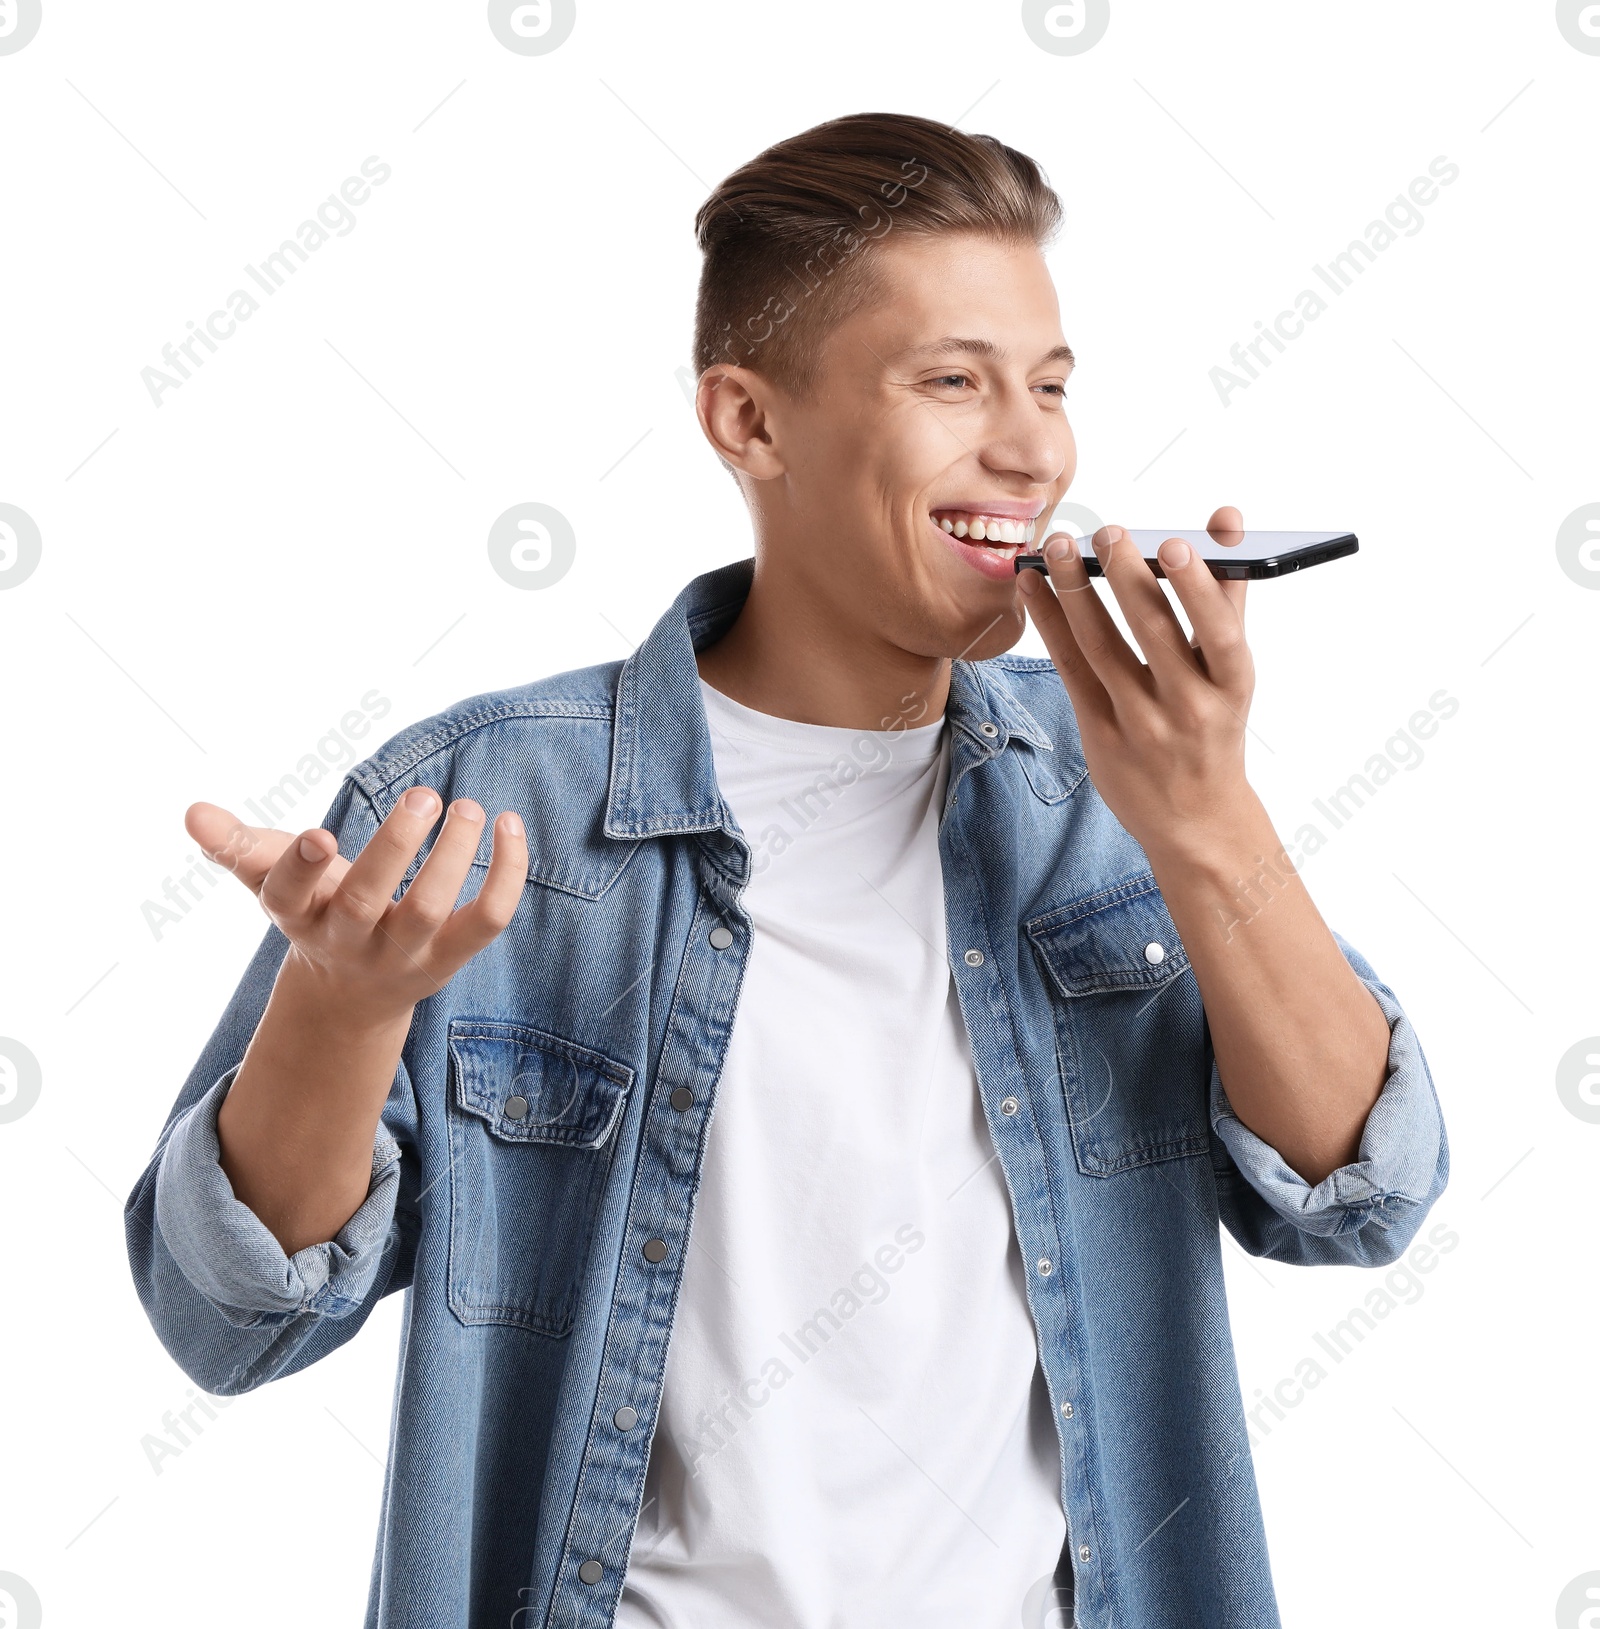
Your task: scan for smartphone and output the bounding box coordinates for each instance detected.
[1013,528,1358,581]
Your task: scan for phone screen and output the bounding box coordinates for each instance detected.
[1036,527,1357,579]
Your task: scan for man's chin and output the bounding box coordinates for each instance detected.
[921,596,1028,665]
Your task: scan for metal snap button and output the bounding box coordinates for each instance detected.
[979,721,999,737]
[709,925,734,949]
[504,1095,529,1120]
[1061,1401,1074,1419]
[669,1086,694,1112]
[578,1559,604,1585]
[642,1237,668,1264]
[1078,1543,1091,1563]
[1037,1257,1053,1276]
[963,948,985,967]
[1143,940,1166,964]
[613,1406,639,1431]
[1000,1096,1019,1116]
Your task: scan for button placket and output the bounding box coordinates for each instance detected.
[947,868,1094,1616]
[568,896,746,1618]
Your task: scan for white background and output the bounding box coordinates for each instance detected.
[1,2,1596,1625]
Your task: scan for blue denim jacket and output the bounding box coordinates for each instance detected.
[126,556,1448,1629]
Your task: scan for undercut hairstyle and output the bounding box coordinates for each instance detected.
[692,112,1063,400]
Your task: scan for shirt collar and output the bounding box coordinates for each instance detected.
[604,556,1058,841]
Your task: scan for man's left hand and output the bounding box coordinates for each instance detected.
[1017,504,1254,864]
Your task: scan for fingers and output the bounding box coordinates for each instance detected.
[1026,528,1176,700]
[256,821,345,923]
[384,799,489,950]
[336,786,446,921]
[1155,532,1253,694]
[431,811,529,969]
[1016,532,1118,720]
[187,802,293,895]
[1203,505,1249,624]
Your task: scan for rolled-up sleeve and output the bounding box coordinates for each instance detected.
[1210,930,1448,1267]
[152,1058,405,1329]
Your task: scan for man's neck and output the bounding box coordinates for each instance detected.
[694,554,951,732]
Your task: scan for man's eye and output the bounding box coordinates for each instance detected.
[1036,382,1068,398]
[930,374,972,389]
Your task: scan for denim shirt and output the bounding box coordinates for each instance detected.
[126,556,1449,1629]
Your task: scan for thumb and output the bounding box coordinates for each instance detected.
[185,802,293,895]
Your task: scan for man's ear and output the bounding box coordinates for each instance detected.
[696,364,787,480]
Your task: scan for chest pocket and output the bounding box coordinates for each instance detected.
[445,1018,633,1336]
[1026,875,1211,1176]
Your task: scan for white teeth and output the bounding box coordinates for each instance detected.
[933,512,1043,549]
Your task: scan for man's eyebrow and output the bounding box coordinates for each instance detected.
[890,336,1076,369]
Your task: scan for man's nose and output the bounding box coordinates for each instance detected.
[981,387,1068,487]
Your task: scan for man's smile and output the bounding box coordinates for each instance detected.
[928,501,1049,579]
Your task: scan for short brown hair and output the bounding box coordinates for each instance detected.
[692,112,1062,398]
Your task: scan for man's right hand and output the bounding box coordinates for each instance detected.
[187,790,528,1029]
[185,789,528,1257]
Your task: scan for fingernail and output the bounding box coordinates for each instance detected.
[502,812,524,838]
[1017,567,1039,594]
[1043,536,1075,564]
[1161,539,1191,569]
[404,786,438,814]
[298,835,324,862]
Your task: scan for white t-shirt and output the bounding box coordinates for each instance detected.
[614,680,1067,1627]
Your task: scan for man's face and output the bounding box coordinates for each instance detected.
[747,231,1077,663]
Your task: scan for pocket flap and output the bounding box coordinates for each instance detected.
[447,1019,633,1149]
[1027,874,1190,996]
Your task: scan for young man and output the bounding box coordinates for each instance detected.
[127,113,1448,1629]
